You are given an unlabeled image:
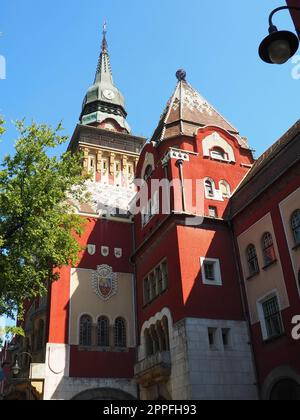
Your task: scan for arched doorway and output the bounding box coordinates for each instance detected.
[71,387,136,401]
[270,379,300,401]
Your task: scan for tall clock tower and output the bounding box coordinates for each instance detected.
[41,25,145,400]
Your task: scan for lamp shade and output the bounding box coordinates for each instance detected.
[259,30,299,64]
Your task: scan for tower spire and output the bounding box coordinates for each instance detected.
[80,22,131,133]
[94,21,113,84]
[102,21,108,52]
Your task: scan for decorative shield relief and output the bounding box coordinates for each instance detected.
[114,248,122,259]
[87,244,96,256]
[92,265,118,301]
[101,246,110,257]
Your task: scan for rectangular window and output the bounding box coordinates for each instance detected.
[143,260,168,305]
[161,261,168,291]
[156,266,163,295]
[209,206,218,218]
[204,262,215,281]
[262,297,284,340]
[149,273,156,301]
[201,258,222,286]
[208,328,217,348]
[222,328,231,348]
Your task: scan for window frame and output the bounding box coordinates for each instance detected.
[143,259,169,306]
[200,258,223,286]
[246,244,259,277]
[262,232,276,267]
[291,210,300,246]
[114,317,127,349]
[257,292,284,342]
[79,315,93,347]
[97,316,110,348]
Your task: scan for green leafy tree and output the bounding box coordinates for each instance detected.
[0,119,88,319]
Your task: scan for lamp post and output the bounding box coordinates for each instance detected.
[11,352,33,400]
[259,6,300,64]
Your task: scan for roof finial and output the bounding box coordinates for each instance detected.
[176,69,187,82]
[102,21,108,52]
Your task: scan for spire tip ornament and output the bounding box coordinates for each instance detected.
[102,21,108,52]
[176,69,187,82]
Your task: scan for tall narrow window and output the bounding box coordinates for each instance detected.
[262,297,283,340]
[79,315,92,346]
[114,317,127,348]
[247,244,259,276]
[262,233,276,266]
[161,261,168,291]
[149,272,156,301]
[291,210,300,246]
[205,179,215,198]
[156,266,163,295]
[97,316,109,347]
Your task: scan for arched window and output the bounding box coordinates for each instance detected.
[262,233,276,266]
[114,317,127,348]
[291,210,300,245]
[36,320,45,351]
[247,244,259,276]
[97,316,110,347]
[79,315,92,346]
[210,147,227,161]
[205,179,215,198]
[219,180,231,198]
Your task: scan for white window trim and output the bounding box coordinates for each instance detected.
[256,290,284,341]
[204,178,224,201]
[200,257,223,286]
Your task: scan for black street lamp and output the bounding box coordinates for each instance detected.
[259,6,300,64]
[11,352,32,377]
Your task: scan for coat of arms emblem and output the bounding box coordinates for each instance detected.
[101,246,110,257]
[114,248,122,259]
[92,265,118,301]
[87,244,96,256]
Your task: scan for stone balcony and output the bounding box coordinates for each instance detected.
[134,351,171,387]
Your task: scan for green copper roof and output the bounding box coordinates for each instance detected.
[80,23,131,133]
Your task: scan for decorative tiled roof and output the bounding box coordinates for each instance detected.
[151,72,249,149]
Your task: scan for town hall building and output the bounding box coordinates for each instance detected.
[1,25,300,401]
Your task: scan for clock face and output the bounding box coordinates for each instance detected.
[103,89,115,100]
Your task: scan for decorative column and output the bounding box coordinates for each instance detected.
[82,148,89,175]
[97,151,103,173]
[110,153,116,175]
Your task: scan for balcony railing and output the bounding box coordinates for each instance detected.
[134,351,171,387]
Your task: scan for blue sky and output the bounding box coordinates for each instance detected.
[0,0,299,159]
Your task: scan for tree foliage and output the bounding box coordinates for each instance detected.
[0,119,88,318]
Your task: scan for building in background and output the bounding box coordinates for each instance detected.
[230,121,300,400]
[1,25,300,400]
